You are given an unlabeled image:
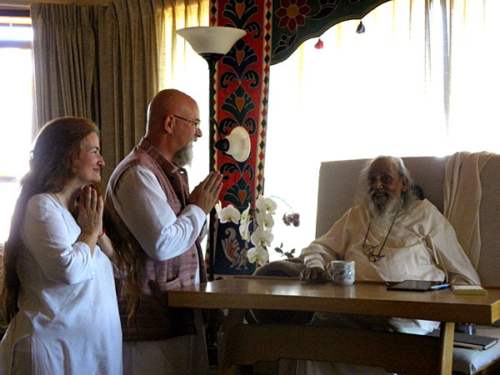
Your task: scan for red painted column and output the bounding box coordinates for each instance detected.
[209,0,271,276]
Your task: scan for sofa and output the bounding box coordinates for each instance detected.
[315,154,500,375]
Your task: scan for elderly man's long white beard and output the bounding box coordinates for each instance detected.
[367,189,403,222]
[173,139,195,168]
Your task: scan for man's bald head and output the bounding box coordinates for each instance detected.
[144,89,201,166]
[146,89,198,135]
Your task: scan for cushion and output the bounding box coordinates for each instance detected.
[453,325,500,374]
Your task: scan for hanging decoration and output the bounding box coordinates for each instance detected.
[356,21,366,34]
[314,38,324,49]
[271,0,389,64]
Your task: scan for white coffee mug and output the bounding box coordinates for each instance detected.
[328,260,355,285]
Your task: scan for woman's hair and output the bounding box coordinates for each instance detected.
[1,117,140,324]
[1,117,100,323]
[102,202,141,321]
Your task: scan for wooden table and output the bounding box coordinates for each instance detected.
[168,276,500,375]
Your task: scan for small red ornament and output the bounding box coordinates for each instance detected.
[314,39,324,50]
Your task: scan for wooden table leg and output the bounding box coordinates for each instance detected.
[439,322,455,375]
[219,309,246,375]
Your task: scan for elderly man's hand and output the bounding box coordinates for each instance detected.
[299,265,329,282]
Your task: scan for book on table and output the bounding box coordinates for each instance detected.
[451,285,488,295]
[427,330,498,350]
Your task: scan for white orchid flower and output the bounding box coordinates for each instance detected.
[215,201,222,215]
[250,226,274,247]
[256,196,277,215]
[237,204,252,240]
[256,212,275,230]
[218,204,241,224]
[247,245,269,265]
[240,204,251,223]
[239,219,252,241]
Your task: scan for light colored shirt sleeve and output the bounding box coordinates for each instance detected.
[111,165,206,261]
[299,209,351,269]
[21,194,95,285]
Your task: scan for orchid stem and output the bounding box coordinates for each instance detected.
[270,195,294,213]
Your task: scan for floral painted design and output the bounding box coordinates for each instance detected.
[275,0,311,33]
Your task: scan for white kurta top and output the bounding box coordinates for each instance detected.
[110,165,206,283]
[301,199,480,285]
[0,194,122,375]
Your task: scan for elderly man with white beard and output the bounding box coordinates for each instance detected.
[284,156,481,375]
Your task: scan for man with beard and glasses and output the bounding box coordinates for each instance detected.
[283,156,481,375]
[106,89,222,375]
[300,155,479,288]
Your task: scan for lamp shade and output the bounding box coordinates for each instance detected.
[215,127,251,162]
[176,26,246,57]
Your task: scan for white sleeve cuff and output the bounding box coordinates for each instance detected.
[305,258,325,270]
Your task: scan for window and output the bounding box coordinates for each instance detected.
[163,0,209,189]
[265,0,500,261]
[0,13,33,243]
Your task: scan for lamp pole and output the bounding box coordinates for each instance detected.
[176,27,247,281]
[203,54,222,281]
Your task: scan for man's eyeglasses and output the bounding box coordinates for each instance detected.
[362,242,386,262]
[173,115,201,130]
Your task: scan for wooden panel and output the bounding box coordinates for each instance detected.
[223,323,445,374]
[217,309,455,375]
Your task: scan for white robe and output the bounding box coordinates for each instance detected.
[301,199,480,285]
[289,199,481,375]
[0,194,122,375]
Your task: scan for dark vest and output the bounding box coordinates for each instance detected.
[106,138,207,341]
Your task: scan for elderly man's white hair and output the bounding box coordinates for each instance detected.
[357,155,417,210]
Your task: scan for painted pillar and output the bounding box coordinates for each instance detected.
[209,0,271,276]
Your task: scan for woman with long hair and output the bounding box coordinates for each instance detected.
[0,117,123,374]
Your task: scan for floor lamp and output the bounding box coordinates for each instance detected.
[177,26,247,280]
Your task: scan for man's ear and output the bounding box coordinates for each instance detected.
[164,115,174,134]
[401,177,408,192]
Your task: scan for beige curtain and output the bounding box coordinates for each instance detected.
[162,0,209,188]
[446,0,500,152]
[31,4,96,134]
[93,0,167,183]
[31,0,168,183]
[31,0,210,184]
[164,0,208,87]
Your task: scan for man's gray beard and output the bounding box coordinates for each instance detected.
[173,139,194,168]
[366,192,403,222]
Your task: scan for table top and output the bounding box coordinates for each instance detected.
[168,276,500,324]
